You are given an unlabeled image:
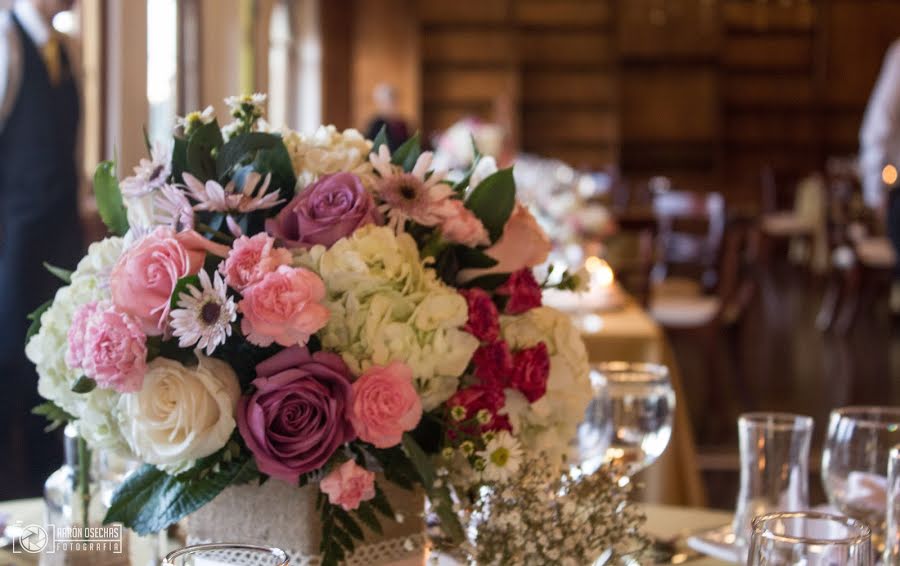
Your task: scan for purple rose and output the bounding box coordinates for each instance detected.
[236,346,355,483]
[265,172,380,248]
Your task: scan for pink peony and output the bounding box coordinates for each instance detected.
[472,341,513,389]
[67,301,148,393]
[319,460,376,511]
[460,288,499,342]
[219,233,292,291]
[349,362,422,449]
[457,204,551,282]
[238,265,330,347]
[497,269,543,315]
[510,342,550,403]
[439,199,490,248]
[110,227,206,335]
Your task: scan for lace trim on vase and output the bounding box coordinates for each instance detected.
[185,533,428,566]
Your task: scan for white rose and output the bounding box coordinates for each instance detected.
[118,356,240,473]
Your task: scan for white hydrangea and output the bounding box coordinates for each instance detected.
[283,125,374,189]
[499,306,591,466]
[25,237,133,455]
[299,225,478,410]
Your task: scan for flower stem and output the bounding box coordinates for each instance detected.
[77,435,91,528]
[195,223,235,243]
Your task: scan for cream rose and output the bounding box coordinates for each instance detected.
[118,356,241,473]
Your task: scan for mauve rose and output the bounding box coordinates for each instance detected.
[266,172,380,249]
[497,269,543,315]
[460,288,499,342]
[237,346,355,483]
[510,342,550,402]
[472,341,512,389]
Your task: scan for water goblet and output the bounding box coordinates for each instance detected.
[748,511,873,566]
[885,445,900,566]
[163,543,289,566]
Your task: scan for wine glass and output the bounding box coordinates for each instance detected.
[886,445,900,566]
[576,362,675,477]
[163,543,289,566]
[748,511,873,566]
[822,407,900,552]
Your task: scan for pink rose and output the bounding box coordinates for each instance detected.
[349,362,422,448]
[319,460,376,511]
[457,204,551,282]
[175,229,230,259]
[496,269,543,315]
[110,227,205,335]
[67,301,148,393]
[510,342,550,403]
[472,341,512,389]
[219,233,292,291]
[239,265,330,347]
[460,288,500,342]
[439,200,490,248]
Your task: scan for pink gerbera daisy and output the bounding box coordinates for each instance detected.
[369,145,453,230]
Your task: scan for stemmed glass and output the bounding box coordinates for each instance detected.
[163,543,289,566]
[748,511,873,566]
[886,445,900,566]
[822,407,900,553]
[576,362,675,478]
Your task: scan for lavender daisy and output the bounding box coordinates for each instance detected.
[120,141,172,198]
[182,171,284,214]
[170,270,237,355]
[154,184,194,231]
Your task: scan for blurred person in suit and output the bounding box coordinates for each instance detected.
[365,83,410,152]
[0,0,82,497]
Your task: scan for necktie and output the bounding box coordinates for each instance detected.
[41,32,62,86]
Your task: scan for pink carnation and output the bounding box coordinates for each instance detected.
[460,288,500,342]
[219,233,292,291]
[67,301,148,393]
[496,269,543,315]
[349,362,422,448]
[238,265,330,347]
[472,341,513,389]
[319,460,376,511]
[110,227,206,335]
[510,342,550,403]
[439,199,490,248]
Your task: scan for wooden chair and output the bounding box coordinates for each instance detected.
[758,165,816,267]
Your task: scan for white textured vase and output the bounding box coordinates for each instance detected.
[186,477,428,566]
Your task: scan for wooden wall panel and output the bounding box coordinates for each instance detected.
[622,69,719,143]
[518,31,614,66]
[723,2,815,32]
[523,109,616,144]
[617,0,719,59]
[423,69,518,103]
[522,70,615,104]
[723,36,812,70]
[422,29,517,65]
[514,0,611,27]
[723,75,814,108]
[418,0,510,24]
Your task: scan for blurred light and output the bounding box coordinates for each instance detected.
[555,164,575,185]
[882,164,898,185]
[585,256,614,287]
[577,174,598,198]
[52,11,76,34]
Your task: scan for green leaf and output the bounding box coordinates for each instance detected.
[353,502,383,536]
[401,433,435,489]
[370,125,388,155]
[43,262,73,284]
[390,133,421,172]
[215,132,280,179]
[171,137,188,183]
[465,167,516,243]
[104,458,258,535]
[71,376,97,394]
[142,125,152,154]
[451,137,484,194]
[25,299,53,343]
[93,161,129,236]
[430,483,465,544]
[186,120,224,182]
[169,274,201,310]
[455,246,498,269]
[333,507,364,541]
[370,484,395,520]
[462,273,511,291]
[251,141,296,198]
[32,401,74,432]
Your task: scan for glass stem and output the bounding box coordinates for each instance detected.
[77,435,91,528]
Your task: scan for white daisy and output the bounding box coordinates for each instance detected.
[175,105,215,133]
[476,431,524,484]
[369,145,453,230]
[170,270,237,355]
[154,184,194,231]
[224,93,267,116]
[182,171,284,214]
[120,141,172,198]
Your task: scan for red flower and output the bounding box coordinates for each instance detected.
[511,342,550,402]
[460,288,500,342]
[497,269,542,315]
[472,341,513,388]
[447,385,511,433]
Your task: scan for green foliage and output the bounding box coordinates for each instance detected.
[462,273,511,291]
[71,376,97,394]
[251,141,296,199]
[455,246,498,269]
[171,137,188,184]
[464,168,516,243]
[32,401,74,432]
[452,135,484,195]
[93,161,129,236]
[104,456,258,535]
[370,125,388,155]
[43,262,72,284]
[390,133,422,172]
[401,433,434,489]
[169,274,201,310]
[215,132,280,179]
[185,120,224,182]
[25,299,52,343]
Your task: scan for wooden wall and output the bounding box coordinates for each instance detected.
[409,0,900,201]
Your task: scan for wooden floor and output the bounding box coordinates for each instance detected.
[667,259,900,509]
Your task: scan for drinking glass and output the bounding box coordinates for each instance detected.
[748,511,873,566]
[732,413,813,553]
[163,543,289,566]
[822,407,900,550]
[576,362,675,476]
[886,445,900,566]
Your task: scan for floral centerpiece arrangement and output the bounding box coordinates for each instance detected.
[26,94,595,565]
